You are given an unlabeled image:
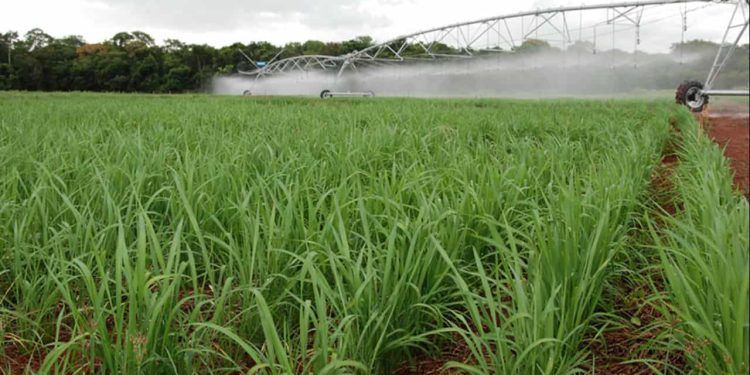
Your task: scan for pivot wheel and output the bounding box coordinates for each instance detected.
[243,90,252,96]
[675,80,708,112]
[320,89,332,99]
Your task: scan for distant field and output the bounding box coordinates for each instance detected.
[0,93,746,374]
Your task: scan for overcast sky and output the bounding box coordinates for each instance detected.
[2,0,746,52]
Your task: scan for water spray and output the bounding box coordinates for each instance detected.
[222,0,748,107]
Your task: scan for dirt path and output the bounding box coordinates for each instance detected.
[700,103,750,200]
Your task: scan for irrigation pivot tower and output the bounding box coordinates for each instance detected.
[239,0,749,108]
[676,0,748,110]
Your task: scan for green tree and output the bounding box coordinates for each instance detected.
[513,38,554,53]
[164,38,187,53]
[322,42,343,56]
[216,43,244,74]
[0,31,19,89]
[1,31,19,65]
[5,28,742,94]
[282,42,303,58]
[162,65,191,92]
[24,28,53,51]
[246,41,280,62]
[342,35,373,53]
[110,32,134,48]
[131,31,156,47]
[670,39,718,55]
[302,40,326,55]
[568,40,594,54]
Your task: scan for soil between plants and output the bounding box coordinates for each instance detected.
[700,103,750,200]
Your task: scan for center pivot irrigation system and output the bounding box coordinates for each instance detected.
[239,0,749,110]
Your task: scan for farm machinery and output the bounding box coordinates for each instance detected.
[675,0,749,111]
[238,0,748,105]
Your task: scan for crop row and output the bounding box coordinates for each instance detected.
[0,93,745,374]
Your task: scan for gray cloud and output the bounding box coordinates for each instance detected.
[4,0,743,51]
[87,0,392,33]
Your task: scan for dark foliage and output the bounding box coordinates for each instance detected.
[0,29,746,93]
[0,30,376,93]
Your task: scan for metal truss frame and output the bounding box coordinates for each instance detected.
[240,0,743,78]
[239,0,748,103]
[703,0,749,92]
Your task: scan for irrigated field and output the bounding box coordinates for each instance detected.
[0,93,747,374]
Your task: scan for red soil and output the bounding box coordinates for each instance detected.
[1,343,44,374]
[589,281,685,375]
[393,333,472,375]
[589,105,749,374]
[700,103,750,200]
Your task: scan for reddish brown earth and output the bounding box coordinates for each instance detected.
[1,343,45,374]
[585,118,684,375]
[1,328,80,375]
[589,104,749,374]
[700,103,750,200]
[393,335,471,375]
[589,280,685,375]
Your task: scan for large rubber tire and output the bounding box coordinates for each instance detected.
[242,90,252,96]
[320,89,332,99]
[675,80,708,112]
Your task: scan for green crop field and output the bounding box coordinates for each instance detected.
[0,92,747,374]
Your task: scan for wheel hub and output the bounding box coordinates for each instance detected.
[685,87,706,111]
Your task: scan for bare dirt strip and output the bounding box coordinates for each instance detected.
[700,102,750,200]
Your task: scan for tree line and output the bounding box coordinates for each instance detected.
[0,29,376,92]
[0,29,746,93]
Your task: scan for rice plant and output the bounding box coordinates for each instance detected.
[0,92,742,374]
[648,110,749,374]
